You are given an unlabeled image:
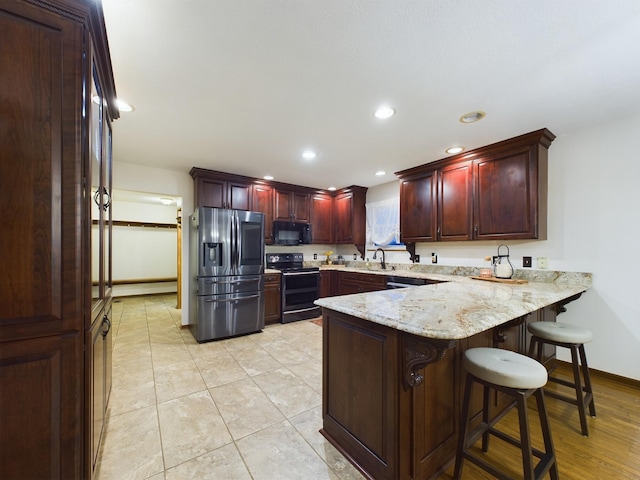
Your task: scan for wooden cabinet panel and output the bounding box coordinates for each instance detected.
[400,172,437,243]
[338,271,387,295]
[311,193,334,244]
[473,148,539,240]
[319,270,336,298]
[438,161,473,241]
[196,177,226,209]
[292,191,310,222]
[251,183,274,243]
[334,187,367,258]
[228,181,252,210]
[334,192,353,243]
[323,310,399,480]
[0,334,82,480]
[397,129,554,246]
[274,188,310,222]
[191,169,253,210]
[0,2,115,477]
[264,273,281,325]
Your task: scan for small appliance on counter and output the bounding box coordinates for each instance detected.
[189,207,265,342]
[266,253,320,323]
[494,244,514,279]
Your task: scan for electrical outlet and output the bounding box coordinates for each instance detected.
[537,257,548,269]
[313,253,317,260]
[523,256,532,268]
[415,254,420,263]
[431,253,437,264]
[353,254,357,260]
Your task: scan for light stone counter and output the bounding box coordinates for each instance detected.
[314,267,591,340]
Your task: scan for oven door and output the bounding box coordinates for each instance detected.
[281,271,320,322]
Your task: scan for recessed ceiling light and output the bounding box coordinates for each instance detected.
[445,146,464,154]
[263,175,274,180]
[302,150,316,160]
[374,106,395,119]
[327,186,337,191]
[116,98,134,112]
[374,170,386,176]
[459,111,485,123]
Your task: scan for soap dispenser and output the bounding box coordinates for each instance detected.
[494,244,514,279]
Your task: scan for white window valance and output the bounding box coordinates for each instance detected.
[366,198,402,247]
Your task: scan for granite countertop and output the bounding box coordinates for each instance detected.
[314,267,591,340]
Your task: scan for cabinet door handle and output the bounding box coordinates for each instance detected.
[101,316,111,337]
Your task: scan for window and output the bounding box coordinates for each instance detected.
[366,198,403,248]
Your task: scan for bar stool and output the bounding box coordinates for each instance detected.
[454,347,558,480]
[528,322,596,436]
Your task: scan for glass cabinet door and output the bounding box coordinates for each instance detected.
[104,121,113,298]
[90,63,104,307]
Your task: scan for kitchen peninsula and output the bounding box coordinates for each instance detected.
[314,272,590,480]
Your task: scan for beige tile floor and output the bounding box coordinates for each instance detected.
[96,294,363,480]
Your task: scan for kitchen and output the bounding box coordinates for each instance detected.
[1,0,639,479]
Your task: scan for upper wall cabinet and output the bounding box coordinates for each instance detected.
[396,129,555,254]
[190,167,367,251]
[334,186,368,258]
[251,182,274,243]
[310,192,334,244]
[190,168,253,210]
[274,188,311,222]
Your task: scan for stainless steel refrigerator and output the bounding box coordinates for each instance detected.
[189,207,265,342]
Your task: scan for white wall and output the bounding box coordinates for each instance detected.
[365,115,640,380]
[113,115,640,379]
[112,162,193,320]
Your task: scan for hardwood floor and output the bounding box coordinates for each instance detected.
[441,363,640,479]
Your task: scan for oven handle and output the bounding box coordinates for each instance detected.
[282,271,319,276]
[203,278,259,284]
[284,306,319,314]
[204,294,260,303]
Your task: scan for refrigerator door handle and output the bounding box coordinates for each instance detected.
[233,212,242,274]
[204,294,260,303]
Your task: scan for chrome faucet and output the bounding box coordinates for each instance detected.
[373,248,386,270]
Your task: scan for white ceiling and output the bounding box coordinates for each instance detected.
[102,0,640,191]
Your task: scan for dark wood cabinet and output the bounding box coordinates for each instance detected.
[439,160,473,241]
[251,183,274,243]
[0,1,118,478]
[334,186,368,258]
[190,168,253,210]
[264,273,281,325]
[473,144,546,240]
[311,193,334,244]
[319,270,337,298]
[397,129,555,251]
[87,303,112,475]
[189,168,368,252]
[321,299,561,480]
[274,188,311,222]
[338,271,387,295]
[400,171,437,243]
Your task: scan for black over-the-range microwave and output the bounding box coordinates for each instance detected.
[272,220,312,245]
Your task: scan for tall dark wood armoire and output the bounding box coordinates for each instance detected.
[0,0,118,478]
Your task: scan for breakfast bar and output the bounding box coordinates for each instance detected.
[314,274,590,480]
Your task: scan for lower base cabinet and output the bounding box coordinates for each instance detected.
[321,304,558,480]
[87,303,113,478]
[338,271,387,295]
[264,273,281,325]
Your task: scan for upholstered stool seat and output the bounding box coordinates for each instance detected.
[528,321,596,436]
[454,348,558,480]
